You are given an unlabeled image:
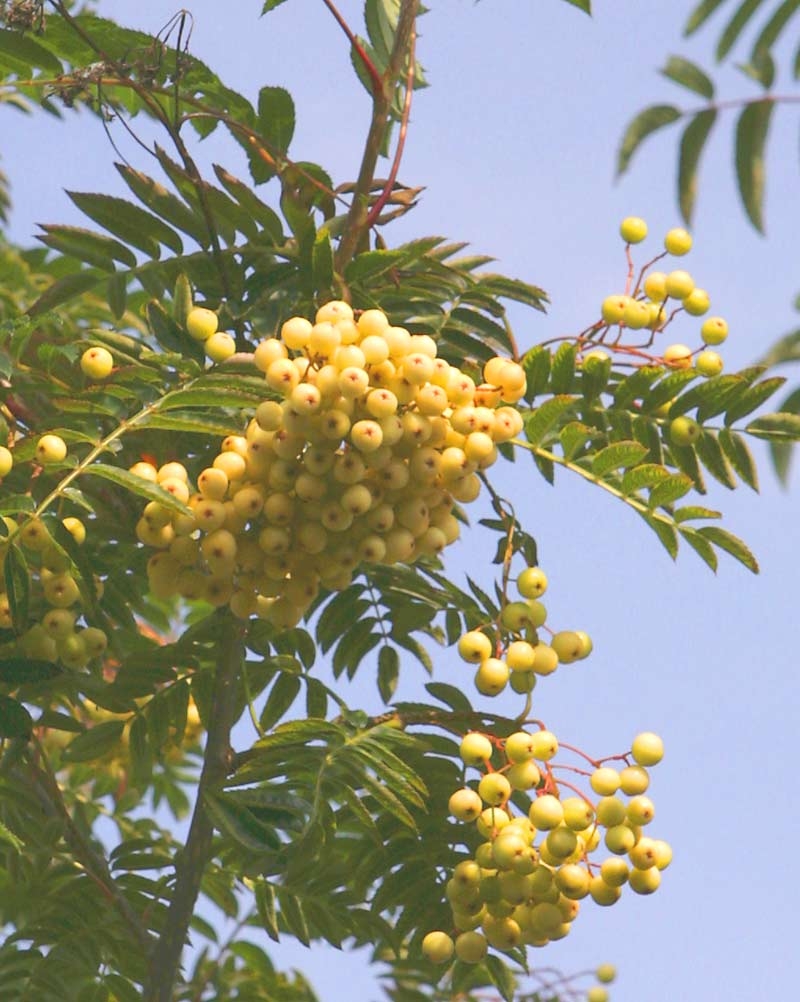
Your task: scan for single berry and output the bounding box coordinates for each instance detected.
[664,270,695,299]
[516,566,548,598]
[669,416,700,447]
[682,287,710,316]
[0,446,12,478]
[631,731,664,766]
[664,227,692,255]
[205,332,236,362]
[421,931,454,964]
[696,350,723,377]
[701,316,729,345]
[601,295,630,325]
[36,434,67,465]
[186,307,219,341]
[663,343,693,369]
[620,216,648,243]
[80,346,114,379]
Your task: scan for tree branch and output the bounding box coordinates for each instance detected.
[24,738,154,954]
[334,0,420,273]
[144,612,246,1001]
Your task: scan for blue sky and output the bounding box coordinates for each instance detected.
[3,2,800,1000]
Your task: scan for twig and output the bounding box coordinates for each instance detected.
[321,0,382,95]
[335,0,420,272]
[144,612,245,1002]
[364,22,416,230]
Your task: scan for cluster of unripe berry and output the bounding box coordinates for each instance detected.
[422,730,669,969]
[0,513,108,668]
[457,567,592,699]
[136,303,527,625]
[595,218,728,378]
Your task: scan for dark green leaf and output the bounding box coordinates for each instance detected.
[752,0,800,58]
[678,109,717,224]
[61,720,125,762]
[38,225,137,270]
[484,954,517,1002]
[29,270,105,316]
[734,98,774,232]
[426,681,473,713]
[562,0,591,11]
[378,646,399,704]
[661,55,715,97]
[67,191,183,255]
[115,164,209,246]
[84,464,192,514]
[345,249,405,283]
[204,790,282,851]
[255,880,280,942]
[718,0,769,59]
[0,29,64,74]
[725,376,785,423]
[617,104,682,176]
[719,428,759,489]
[257,86,295,156]
[0,695,33,738]
[4,542,29,632]
[312,229,334,294]
[262,0,289,10]
[685,0,729,35]
[259,674,302,732]
[0,658,61,684]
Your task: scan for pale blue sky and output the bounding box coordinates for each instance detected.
[3,2,799,1000]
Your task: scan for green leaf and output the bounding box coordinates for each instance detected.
[257,85,296,157]
[115,164,209,246]
[0,818,24,852]
[746,410,800,439]
[84,464,192,515]
[718,428,759,489]
[262,0,289,10]
[661,55,715,97]
[0,658,61,684]
[0,29,64,74]
[255,880,280,941]
[734,98,774,232]
[559,420,595,460]
[680,526,719,570]
[695,432,737,488]
[678,109,717,224]
[738,47,776,88]
[591,440,649,476]
[674,505,722,522]
[259,675,302,732]
[4,542,29,631]
[29,270,106,316]
[312,228,334,293]
[426,681,473,713]
[752,0,800,57]
[484,954,517,1002]
[621,462,672,494]
[378,646,399,703]
[204,790,282,852]
[724,376,785,423]
[718,0,769,59]
[0,695,33,738]
[617,104,682,176]
[562,0,591,11]
[648,472,693,507]
[38,224,138,270]
[345,249,405,283]
[278,891,311,946]
[524,395,578,447]
[698,526,759,571]
[640,512,679,559]
[61,720,125,762]
[522,345,551,399]
[69,191,184,257]
[549,344,576,393]
[685,0,729,35]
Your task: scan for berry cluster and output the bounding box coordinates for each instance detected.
[457,567,592,699]
[0,512,108,668]
[592,218,728,377]
[422,730,670,966]
[136,304,527,625]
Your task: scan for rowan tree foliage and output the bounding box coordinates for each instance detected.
[0,2,797,1002]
